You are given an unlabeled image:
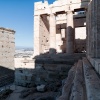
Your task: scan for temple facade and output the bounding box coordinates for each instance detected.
[33,0,100,75]
[14,0,100,99]
[33,0,89,55]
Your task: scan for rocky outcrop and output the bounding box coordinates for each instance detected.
[37,84,46,92]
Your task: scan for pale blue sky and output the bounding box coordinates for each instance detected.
[0,0,54,48]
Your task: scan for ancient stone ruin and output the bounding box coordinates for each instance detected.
[1,0,100,100]
[0,27,15,87]
[14,0,100,100]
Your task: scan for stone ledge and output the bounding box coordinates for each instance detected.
[87,56,100,75]
[0,27,15,33]
[70,60,86,100]
[57,63,77,100]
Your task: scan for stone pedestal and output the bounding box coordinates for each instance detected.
[49,14,56,54]
[66,11,74,54]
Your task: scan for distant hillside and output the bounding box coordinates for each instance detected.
[15,46,33,51]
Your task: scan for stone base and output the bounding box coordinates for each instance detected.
[87,56,100,75]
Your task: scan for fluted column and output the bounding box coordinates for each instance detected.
[49,13,56,54]
[66,11,74,54]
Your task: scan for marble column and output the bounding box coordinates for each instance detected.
[86,3,91,57]
[89,0,100,58]
[33,15,40,56]
[61,29,65,38]
[94,0,100,58]
[49,13,56,54]
[89,0,94,57]
[56,33,62,53]
[66,11,74,54]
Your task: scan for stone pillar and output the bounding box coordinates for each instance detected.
[66,11,74,54]
[86,3,91,57]
[61,29,66,52]
[49,13,56,54]
[33,15,40,56]
[88,0,100,58]
[89,0,94,57]
[93,0,100,58]
[61,29,65,38]
[56,33,62,53]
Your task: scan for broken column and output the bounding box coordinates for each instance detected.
[66,11,74,54]
[49,13,56,54]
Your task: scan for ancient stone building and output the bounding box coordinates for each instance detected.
[33,0,88,55]
[15,0,88,86]
[15,0,100,99]
[0,27,15,86]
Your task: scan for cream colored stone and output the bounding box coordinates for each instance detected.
[33,0,89,55]
[0,27,15,70]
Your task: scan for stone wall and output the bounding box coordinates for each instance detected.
[87,0,100,75]
[0,28,15,70]
[15,57,35,86]
[0,27,15,86]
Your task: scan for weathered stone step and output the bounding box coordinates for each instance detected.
[35,53,86,65]
[57,63,77,100]
[83,57,100,100]
[57,59,87,100]
[35,53,86,59]
[70,60,86,100]
[35,59,75,65]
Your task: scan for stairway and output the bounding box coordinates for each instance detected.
[15,53,85,87]
[58,57,100,100]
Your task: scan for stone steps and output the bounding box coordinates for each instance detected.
[35,53,86,65]
[15,53,86,87]
[35,59,76,65]
[58,63,77,100]
[36,53,86,59]
[70,60,86,100]
[83,58,100,100]
[58,57,100,100]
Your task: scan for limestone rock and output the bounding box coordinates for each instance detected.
[37,84,46,92]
